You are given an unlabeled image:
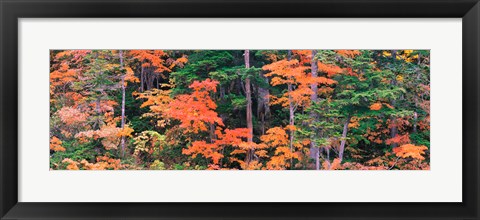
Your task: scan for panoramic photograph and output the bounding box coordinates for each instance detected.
[49,50,430,170]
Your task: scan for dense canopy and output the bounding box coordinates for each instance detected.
[50,50,430,170]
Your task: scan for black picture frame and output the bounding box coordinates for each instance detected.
[1,0,478,219]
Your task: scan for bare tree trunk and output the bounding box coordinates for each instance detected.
[309,50,320,169]
[326,148,330,163]
[140,65,144,92]
[257,68,270,136]
[338,115,351,162]
[390,50,398,148]
[147,73,153,90]
[288,83,294,151]
[286,50,295,169]
[209,123,216,143]
[119,50,126,158]
[310,50,319,101]
[220,86,225,99]
[413,53,421,133]
[244,50,254,165]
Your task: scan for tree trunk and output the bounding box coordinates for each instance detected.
[119,50,126,158]
[260,113,265,135]
[338,115,351,162]
[390,50,398,148]
[147,72,153,90]
[140,65,144,92]
[209,123,216,143]
[257,67,270,135]
[309,50,320,169]
[413,52,421,133]
[244,50,254,165]
[286,50,295,169]
[288,83,294,151]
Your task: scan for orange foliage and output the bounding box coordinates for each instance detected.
[117,125,134,137]
[231,159,264,170]
[323,158,342,170]
[259,127,298,170]
[89,156,124,170]
[266,147,299,170]
[263,59,308,86]
[260,127,289,148]
[369,102,394,111]
[57,107,89,125]
[168,56,189,69]
[50,49,430,171]
[50,68,77,87]
[387,118,411,136]
[336,50,361,58]
[292,50,313,64]
[183,141,223,164]
[129,50,186,79]
[217,128,252,148]
[365,151,429,170]
[365,126,388,144]
[167,79,224,133]
[63,92,85,104]
[62,158,79,170]
[384,103,394,109]
[62,156,124,170]
[50,50,90,91]
[369,103,383,111]
[317,62,344,77]
[136,88,173,128]
[348,117,361,129]
[259,51,281,62]
[124,66,140,84]
[55,50,90,63]
[89,100,118,113]
[183,128,253,166]
[263,59,336,109]
[393,144,428,160]
[50,136,66,152]
[75,125,127,150]
[129,50,171,73]
[385,134,411,145]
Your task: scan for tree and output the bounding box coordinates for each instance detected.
[309,50,320,169]
[263,50,336,168]
[262,55,307,160]
[168,79,224,134]
[118,50,127,157]
[244,50,254,165]
[260,127,298,170]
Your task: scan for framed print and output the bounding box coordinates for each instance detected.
[0,0,479,219]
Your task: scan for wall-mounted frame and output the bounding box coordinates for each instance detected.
[1,0,478,219]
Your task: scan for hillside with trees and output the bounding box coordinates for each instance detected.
[50,50,430,170]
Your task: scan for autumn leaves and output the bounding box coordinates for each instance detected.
[49,50,430,170]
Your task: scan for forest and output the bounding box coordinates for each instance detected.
[50,50,430,170]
